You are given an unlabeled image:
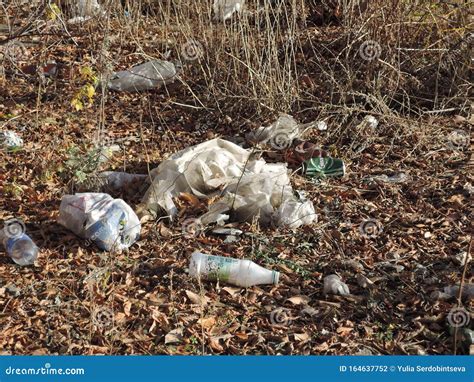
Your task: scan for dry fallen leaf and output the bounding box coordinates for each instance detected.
[222,286,241,297]
[209,336,224,352]
[123,300,132,316]
[294,332,311,342]
[336,326,353,337]
[186,290,208,306]
[197,316,216,330]
[165,328,183,345]
[287,295,311,305]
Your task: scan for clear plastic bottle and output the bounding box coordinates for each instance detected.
[1,232,38,266]
[189,252,279,287]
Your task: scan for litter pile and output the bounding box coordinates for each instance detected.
[138,138,317,229]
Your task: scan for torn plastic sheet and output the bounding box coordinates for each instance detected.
[139,139,316,228]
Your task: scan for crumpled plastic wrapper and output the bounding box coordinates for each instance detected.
[323,274,350,295]
[138,138,316,228]
[245,114,315,148]
[0,131,23,150]
[213,0,244,21]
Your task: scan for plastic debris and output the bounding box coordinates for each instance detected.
[95,145,121,168]
[323,274,350,295]
[189,251,279,287]
[76,0,101,16]
[246,114,315,148]
[365,172,408,184]
[58,193,141,252]
[211,227,243,236]
[366,115,379,129]
[108,60,180,92]
[287,141,328,164]
[0,230,38,266]
[0,131,23,151]
[213,0,245,21]
[317,121,328,131]
[303,157,345,178]
[96,172,147,190]
[452,251,471,266]
[139,138,316,228]
[68,0,102,23]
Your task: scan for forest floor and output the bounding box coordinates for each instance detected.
[0,2,472,355]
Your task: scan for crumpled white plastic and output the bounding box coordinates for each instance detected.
[139,138,316,228]
[58,193,141,252]
[0,131,23,150]
[323,274,350,295]
[246,114,314,149]
[213,0,245,21]
[68,0,102,23]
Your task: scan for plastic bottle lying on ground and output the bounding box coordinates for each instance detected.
[189,252,280,287]
[0,230,38,266]
[58,193,141,252]
[108,60,180,92]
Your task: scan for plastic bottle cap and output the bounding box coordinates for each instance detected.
[272,271,280,285]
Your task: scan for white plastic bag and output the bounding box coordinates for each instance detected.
[75,0,101,17]
[68,0,102,23]
[0,131,23,150]
[213,0,245,21]
[323,274,350,295]
[108,60,180,92]
[139,139,316,228]
[58,193,141,251]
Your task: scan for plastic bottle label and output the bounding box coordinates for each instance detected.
[204,255,239,282]
[5,234,26,253]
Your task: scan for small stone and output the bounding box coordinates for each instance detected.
[424,231,432,239]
